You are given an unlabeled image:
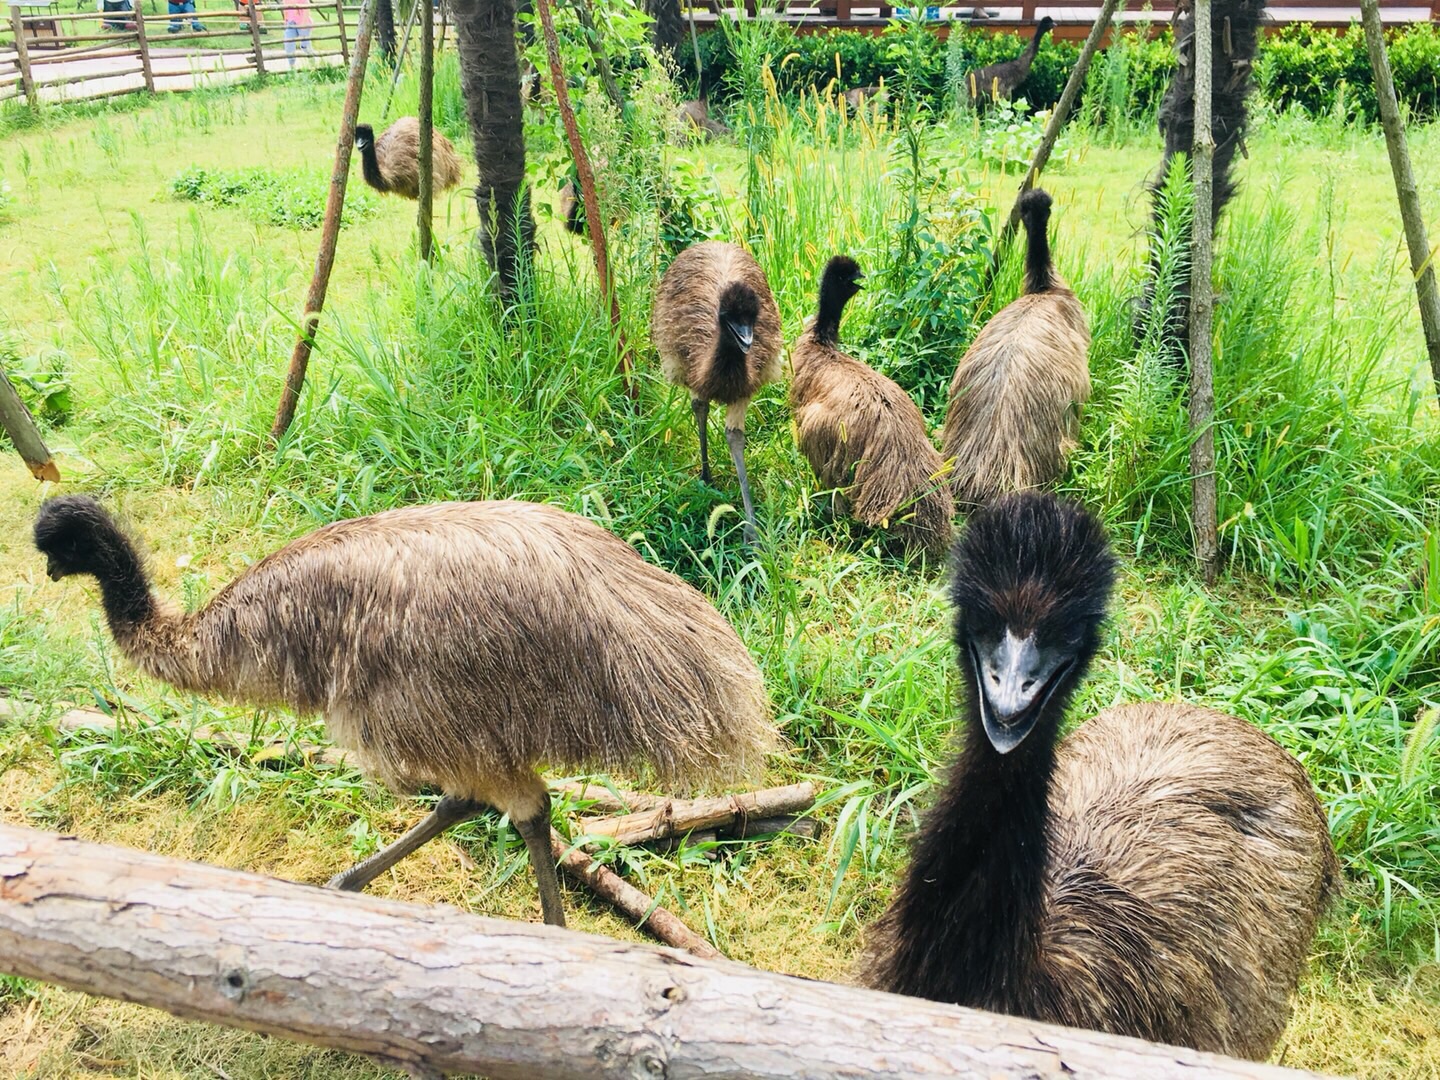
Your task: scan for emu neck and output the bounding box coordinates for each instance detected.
[1023,222,1054,294]
[91,531,157,642]
[885,683,1058,1009]
[358,141,388,193]
[713,331,750,375]
[1023,24,1049,60]
[812,284,849,349]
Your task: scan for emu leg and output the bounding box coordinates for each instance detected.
[692,398,711,484]
[725,425,759,545]
[512,792,566,927]
[326,794,485,891]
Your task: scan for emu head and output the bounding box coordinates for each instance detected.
[354,123,374,151]
[820,255,865,306]
[949,493,1114,753]
[34,494,128,582]
[718,282,761,354]
[1037,15,1055,32]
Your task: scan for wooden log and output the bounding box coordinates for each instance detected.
[0,363,60,482]
[9,5,37,105]
[0,824,1340,1080]
[578,782,816,845]
[1189,0,1218,584]
[1360,0,1440,403]
[554,780,673,814]
[550,831,721,959]
[245,0,267,75]
[269,0,374,443]
[334,0,348,64]
[26,41,137,64]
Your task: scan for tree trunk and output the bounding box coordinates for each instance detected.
[645,0,685,71]
[452,0,534,299]
[376,0,397,64]
[1189,0,1218,584]
[0,824,1339,1080]
[1359,0,1440,403]
[0,365,60,481]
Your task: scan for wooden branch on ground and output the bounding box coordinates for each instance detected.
[0,365,60,482]
[532,0,634,397]
[0,824,1339,1080]
[984,0,1121,289]
[578,782,816,846]
[269,0,377,444]
[551,831,720,958]
[1189,0,1219,585]
[1359,0,1440,403]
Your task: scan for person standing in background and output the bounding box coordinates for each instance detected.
[167,0,206,32]
[283,0,313,68]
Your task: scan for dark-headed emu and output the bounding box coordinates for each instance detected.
[354,117,463,201]
[939,188,1089,507]
[965,16,1054,103]
[790,255,954,557]
[858,492,1338,1059]
[652,241,783,543]
[34,496,775,928]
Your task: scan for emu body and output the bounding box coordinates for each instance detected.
[966,17,1054,103]
[34,497,774,927]
[652,241,783,543]
[354,117,463,200]
[859,493,1338,1060]
[940,188,1090,506]
[790,256,953,557]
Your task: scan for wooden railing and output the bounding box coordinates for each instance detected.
[0,0,361,106]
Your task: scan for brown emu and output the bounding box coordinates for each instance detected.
[966,17,1054,103]
[354,117,463,201]
[678,98,731,140]
[841,85,888,113]
[858,493,1338,1059]
[939,188,1090,506]
[34,496,774,927]
[790,256,954,557]
[652,241,783,543]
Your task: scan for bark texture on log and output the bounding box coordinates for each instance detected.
[1189,0,1219,584]
[1359,0,1440,402]
[0,366,60,482]
[0,825,1338,1080]
[579,783,815,845]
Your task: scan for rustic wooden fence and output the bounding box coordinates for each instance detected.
[0,0,360,106]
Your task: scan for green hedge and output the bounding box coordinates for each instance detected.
[680,21,1440,122]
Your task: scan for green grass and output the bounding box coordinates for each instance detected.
[0,59,1438,1079]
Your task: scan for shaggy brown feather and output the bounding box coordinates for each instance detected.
[678,98,730,140]
[791,257,953,557]
[940,189,1090,506]
[355,116,464,200]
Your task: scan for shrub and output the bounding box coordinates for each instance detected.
[169,166,377,229]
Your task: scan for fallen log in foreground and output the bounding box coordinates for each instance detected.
[0,825,1337,1080]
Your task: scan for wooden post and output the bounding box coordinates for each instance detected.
[132,4,154,92]
[986,0,1121,287]
[246,0,267,75]
[269,0,375,444]
[0,366,60,482]
[1189,0,1218,584]
[335,0,349,64]
[572,0,624,111]
[9,6,36,106]
[0,824,1340,1080]
[380,0,421,119]
[533,0,633,396]
[1360,0,1440,403]
[416,0,433,260]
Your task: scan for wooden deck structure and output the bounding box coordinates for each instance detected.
[684,0,1438,39]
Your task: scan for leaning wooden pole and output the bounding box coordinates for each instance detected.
[0,365,60,481]
[985,0,1122,287]
[1359,0,1440,402]
[270,0,377,445]
[417,0,434,261]
[533,0,634,396]
[0,825,1338,1080]
[380,0,423,119]
[1189,0,1219,584]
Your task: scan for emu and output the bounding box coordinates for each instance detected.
[859,492,1338,1060]
[940,188,1089,507]
[354,117,463,201]
[966,17,1054,103]
[34,496,775,927]
[678,98,731,140]
[652,241,783,544]
[790,256,953,557]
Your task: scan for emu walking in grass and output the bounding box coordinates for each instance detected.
[966,17,1054,104]
[652,241,783,544]
[940,188,1089,506]
[34,496,775,927]
[354,117,463,201]
[790,256,953,557]
[859,492,1338,1059]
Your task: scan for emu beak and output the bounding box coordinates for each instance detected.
[968,630,1072,754]
[854,273,866,289]
[46,558,61,582]
[723,317,755,353]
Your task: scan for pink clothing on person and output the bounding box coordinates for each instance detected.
[283,2,312,25]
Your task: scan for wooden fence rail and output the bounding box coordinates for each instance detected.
[0,823,1341,1080]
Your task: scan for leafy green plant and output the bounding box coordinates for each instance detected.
[168,165,377,229]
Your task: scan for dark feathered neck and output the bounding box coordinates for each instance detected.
[1022,21,1051,59]
[874,678,1059,1009]
[91,526,157,639]
[812,277,852,349]
[1022,213,1055,294]
[358,138,388,193]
